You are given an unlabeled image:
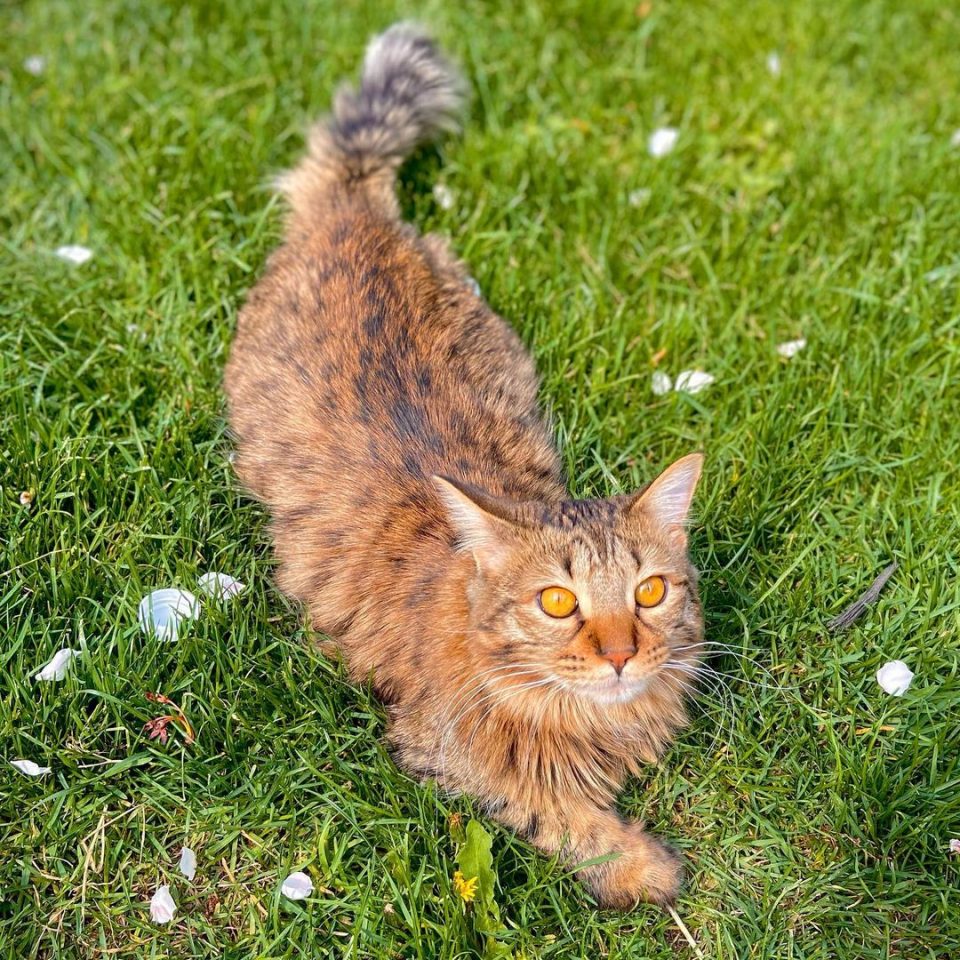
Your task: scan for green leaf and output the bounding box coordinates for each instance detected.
[458,820,498,923]
[456,820,511,958]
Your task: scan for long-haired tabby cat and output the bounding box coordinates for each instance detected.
[225,23,704,909]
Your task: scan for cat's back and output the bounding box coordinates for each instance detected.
[226,204,554,501]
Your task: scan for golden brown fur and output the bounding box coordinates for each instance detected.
[224,23,705,909]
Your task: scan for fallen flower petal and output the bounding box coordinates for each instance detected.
[876,660,914,697]
[54,245,93,265]
[951,130,960,149]
[950,839,960,855]
[10,759,51,776]
[179,846,197,881]
[23,55,46,76]
[150,884,177,924]
[432,183,454,210]
[776,338,807,359]
[19,490,34,508]
[766,52,782,77]
[628,188,651,207]
[281,871,313,900]
[648,127,678,158]
[35,648,81,682]
[138,589,200,641]
[198,572,245,601]
[651,371,673,396]
[674,370,715,394]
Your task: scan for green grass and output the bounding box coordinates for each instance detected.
[3,0,960,956]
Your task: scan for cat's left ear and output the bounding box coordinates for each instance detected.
[432,476,526,572]
[627,452,703,546]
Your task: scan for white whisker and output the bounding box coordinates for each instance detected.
[657,670,738,756]
[671,640,794,691]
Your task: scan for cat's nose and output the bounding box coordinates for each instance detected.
[601,649,636,675]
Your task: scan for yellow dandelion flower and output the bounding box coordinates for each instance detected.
[453,869,479,903]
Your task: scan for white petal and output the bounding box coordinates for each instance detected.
[651,371,673,396]
[776,338,807,359]
[197,572,245,601]
[281,871,313,900]
[23,55,46,76]
[648,127,679,158]
[150,884,177,924]
[138,589,200,641]
[35,648,81,682]
[628,188,651,207]
[766,52,782,77]
[876,660,914,697]
[10,759,52,777]
[432,183,454,210]
[674,370,715,394]
[179,846,197,881]
[950,839,960,855]
[54,245,93,265]
[951,129,960,149]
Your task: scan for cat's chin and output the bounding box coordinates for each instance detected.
[571,675,651,706]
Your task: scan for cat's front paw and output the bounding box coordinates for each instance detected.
[583,830,683,910]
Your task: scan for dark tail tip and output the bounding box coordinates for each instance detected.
[277,23,466,212]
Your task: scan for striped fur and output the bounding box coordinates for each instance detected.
[225,24,704,909]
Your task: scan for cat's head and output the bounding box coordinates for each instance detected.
[434,454,704,706]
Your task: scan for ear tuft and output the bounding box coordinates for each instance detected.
[631,453,703,543]
[432,476,519,570]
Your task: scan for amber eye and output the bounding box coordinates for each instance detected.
[538,587,579,618]
[635,576,667,608]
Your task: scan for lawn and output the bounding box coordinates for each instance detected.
[3,0,960,956]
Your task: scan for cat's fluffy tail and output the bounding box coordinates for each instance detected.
[277,23,466,218]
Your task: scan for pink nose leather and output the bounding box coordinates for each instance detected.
[601,649,636,675]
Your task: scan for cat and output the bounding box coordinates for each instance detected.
[224,23,705,909]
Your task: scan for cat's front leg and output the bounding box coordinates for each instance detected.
[497,799,683,909]
[575,818,683,909]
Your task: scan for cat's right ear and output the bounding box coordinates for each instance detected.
[432,476,521,572]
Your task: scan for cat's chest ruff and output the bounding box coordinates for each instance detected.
[484,714,630,806]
